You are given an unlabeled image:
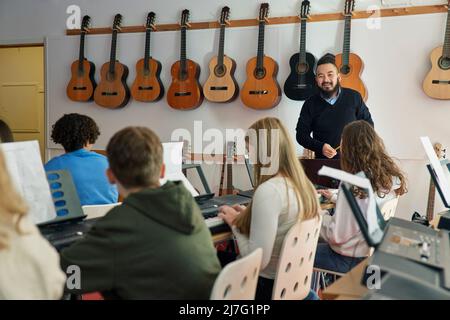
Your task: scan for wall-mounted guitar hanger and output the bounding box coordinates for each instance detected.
[66,4,448,36]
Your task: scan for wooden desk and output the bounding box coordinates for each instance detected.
[321,258,369,300]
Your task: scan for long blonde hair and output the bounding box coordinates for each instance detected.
[0,150,28,249]
[234,117,320,236]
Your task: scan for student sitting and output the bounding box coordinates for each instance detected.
[0,119,14,143]
[315,120,407,273]
[0,150,65,299]
[45,113,118,205]
[219,117,321,300]
[60,127,221,299]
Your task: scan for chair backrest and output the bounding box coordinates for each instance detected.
[82,203,121,220]
[380,196,399,220]
[210,248,263,300]
[272,215,322,300]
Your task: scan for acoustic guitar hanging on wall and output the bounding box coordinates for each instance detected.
[423,0,450,100]
[241,3,281,110]
[203,6,239,103]
[131,12,164,102]
[94,14,130,109]
[335,0,368,101]
[66,15,96,102]
[167,9,203,110]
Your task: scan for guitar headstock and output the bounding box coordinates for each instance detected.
[180,9,190,28]
[344,0,355,17]
[81,15,91,33]
[259,3,270,22]
[226,140,237,162]
[300,0,311,21]
[112,14,123,32]
[219,6,230,26]
[146,12,156,30]
[434,143,446,160]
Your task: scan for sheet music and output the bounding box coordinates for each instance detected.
[318,166,380,236]
[0,141,56,224]
[161,142,199,196]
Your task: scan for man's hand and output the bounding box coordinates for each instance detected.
[322,144,337,159]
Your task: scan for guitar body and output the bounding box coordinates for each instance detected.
[131,58,164,102]
[283,52,318,101]
[335,53,368,101]
[241,56,281,109]
[94,61,130,109]
[203,56,239,103]
[423,46,450,100]
[167,59,203,110]
[67,59,96,102]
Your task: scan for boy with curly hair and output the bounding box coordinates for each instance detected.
[45,113,118,205]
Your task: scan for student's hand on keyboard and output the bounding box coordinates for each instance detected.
[218,205,239,227]
[231,204,246,213]
[317,189,333,200]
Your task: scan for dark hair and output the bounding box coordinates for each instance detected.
[51,113,100,152]
[316,53,338,70]
[0,120,14,143]
[341,120,407,197]
[106,127,163,189]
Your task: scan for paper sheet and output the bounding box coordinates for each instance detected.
[160,142,199,197]
[0,141,56,224]
[318,166,381,236]
[421,136,450,205]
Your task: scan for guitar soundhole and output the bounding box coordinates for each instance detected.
[296,62,309,74]
[438,56,450,70]
[106,72,116,81]
[340,65,351,75]
[179,70,188,81]
[254,68,266,80]
[214,65,227,77]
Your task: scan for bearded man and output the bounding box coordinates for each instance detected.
[296,54,374,159]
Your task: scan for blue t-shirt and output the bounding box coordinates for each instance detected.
[45,149,118,206]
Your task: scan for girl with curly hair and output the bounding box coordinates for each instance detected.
[44,113,118,205]
[315,120,407,273]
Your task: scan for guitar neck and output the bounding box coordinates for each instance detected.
[426,178,436,221]
[444,6,450,58]
[180,27,187,74]
[226,162,233,192]
[299,19,307,64]
[217,25,226,67]
[78,32,86,70]
[342,15,352,67]
[256,21,265,70]
[144,29,152,71]
[109,30,118,74]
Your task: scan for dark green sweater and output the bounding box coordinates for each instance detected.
[60,181,221,299]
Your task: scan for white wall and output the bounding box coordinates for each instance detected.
[2,0,450,221]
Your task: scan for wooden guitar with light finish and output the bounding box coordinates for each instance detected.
[203,6,239,103]
[94,14,130,109]
[335,0,368,101]
[66,16,96,102]
[131,12,164,102]
[167,9,203,110]
[423,0,450,100]
[241,3,281,110]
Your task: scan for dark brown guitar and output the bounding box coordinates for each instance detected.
[203,6,239,103]
[131,12,164,102]
[66,16,96,102]
[94,14,130,109]
[167,10,203,110]
[241,3,281,110]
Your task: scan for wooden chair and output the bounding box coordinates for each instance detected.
[272,215,322,300]
[210,248,263,300]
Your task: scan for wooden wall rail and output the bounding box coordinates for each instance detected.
[66,4,448,36]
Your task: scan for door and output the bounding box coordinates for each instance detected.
[0,45,45,159]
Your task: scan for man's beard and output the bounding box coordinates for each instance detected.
[319,80,340,99]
